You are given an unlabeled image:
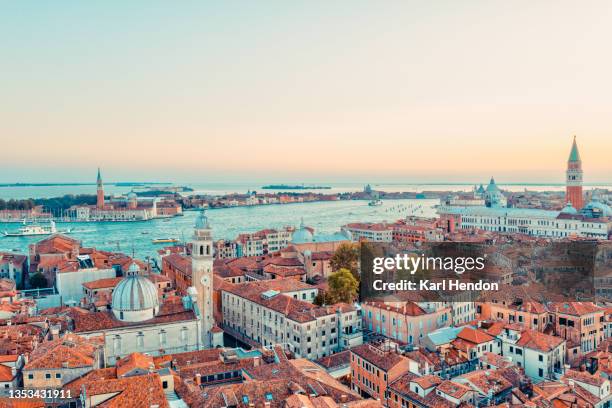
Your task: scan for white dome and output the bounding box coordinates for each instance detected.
[112,263,159,322]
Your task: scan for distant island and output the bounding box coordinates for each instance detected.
[262,184,331,190]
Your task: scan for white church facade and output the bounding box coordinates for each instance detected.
[71,210,222,366]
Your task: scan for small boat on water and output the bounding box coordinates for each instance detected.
[368,199,383,206]
[3,220,65,237]
[152,238,179,244]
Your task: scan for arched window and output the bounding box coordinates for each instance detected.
[200,245,204,256]
[206,245,210,255]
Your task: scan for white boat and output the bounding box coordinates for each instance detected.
[3,220,58,237]
[368,199,383,206]
[152,237,180,244]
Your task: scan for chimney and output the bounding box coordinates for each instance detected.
[340,394,348,403]
[254,356,260,367]
[195,374,201,385]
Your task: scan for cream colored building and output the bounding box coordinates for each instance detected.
[222,285,362,360]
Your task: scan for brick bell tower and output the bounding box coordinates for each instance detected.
[96,167,105,209]
[565,136,584,210]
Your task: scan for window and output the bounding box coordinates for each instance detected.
[55,373,61,379]
[265,393,273,401]
[539,368,544,377]
[28,374,33,380]
[45,373,51,379]
[539,355,543,362]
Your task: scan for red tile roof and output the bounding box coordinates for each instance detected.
[456,326,494,344]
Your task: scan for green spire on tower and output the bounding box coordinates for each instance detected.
[568,135,581,162]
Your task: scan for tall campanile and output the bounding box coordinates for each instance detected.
[566,136,584,210]
[96,168,105,209]
[191,209,214,348]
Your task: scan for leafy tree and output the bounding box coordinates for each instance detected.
[330,242,360,280]
[327,268,359,304]
[28,272,48,289]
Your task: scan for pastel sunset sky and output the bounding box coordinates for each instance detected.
[2,1,611,184]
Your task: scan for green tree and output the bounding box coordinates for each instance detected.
[330,242,359,280]
[28,272,48,289]
[327,268,359,304]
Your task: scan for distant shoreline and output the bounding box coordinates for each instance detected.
[0,182,170,188]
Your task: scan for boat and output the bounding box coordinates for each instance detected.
[152,238,180,244]
[368,199,383,206]
[3,220,58,237]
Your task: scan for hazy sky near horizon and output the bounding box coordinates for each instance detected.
[2,1,612,184]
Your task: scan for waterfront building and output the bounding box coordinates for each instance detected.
[234,226,294,257]
[71,168,182,221]
[214,239,239,259]
[222,280,362,358]
[566,136,584,210]
[341,222,393,242]
[438,204,611,239]
[291,219,352,252]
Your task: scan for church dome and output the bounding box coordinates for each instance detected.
[560,202,578,214]
[112,262,159,322]
[292,227,313,243]
[292,218,313,243]
[581,200,612,218]
[486,177,500,193]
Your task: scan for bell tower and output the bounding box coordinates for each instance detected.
[96,168,105,209]
[566,136,584,210]
[190,209,214,348]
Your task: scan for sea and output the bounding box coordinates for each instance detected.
[1,182,610,260]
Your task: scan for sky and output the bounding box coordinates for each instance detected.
[1,1,612,184]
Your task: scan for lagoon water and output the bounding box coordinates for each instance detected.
[1,180,609,261]
[0,198,438,260]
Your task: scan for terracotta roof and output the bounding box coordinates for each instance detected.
[456,326,494,344]
[515,328,565,352]
[362,301,427,316]
[389,373,454,408]
[24,333,102,370]
[0,364,14,382]
[563,369,607,387]
[72,300,196,333]
[82,277,123,290]
[457,369,513,395]
[116,353,154,377]
[315,350,351,369]
[350,343,405,372]
[549,302,604,316]
[411,374,442,390]
[436,380,472,399]
[81,373,169,408]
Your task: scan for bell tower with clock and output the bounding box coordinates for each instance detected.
[191,209,214,348]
